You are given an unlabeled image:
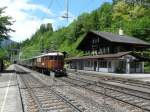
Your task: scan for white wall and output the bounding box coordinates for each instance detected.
[98,68,109,72]
[84,67,94,71]
[110,60,119,73]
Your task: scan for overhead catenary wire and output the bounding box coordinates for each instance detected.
[41,0,71,20]
[61,0,70,21]
[41,0,54,20]
[55,0,63,10]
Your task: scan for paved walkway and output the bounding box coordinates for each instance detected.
[0,65,22,112]
[67,69,150,82]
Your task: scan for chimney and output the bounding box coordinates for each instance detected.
[119,28,123,36]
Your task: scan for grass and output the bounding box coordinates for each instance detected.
[144,66,150,73]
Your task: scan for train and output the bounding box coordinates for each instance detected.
[19,52,67,77]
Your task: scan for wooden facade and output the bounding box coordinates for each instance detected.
[67,31,150,73]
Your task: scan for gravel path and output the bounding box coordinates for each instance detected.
[16,65,147,112]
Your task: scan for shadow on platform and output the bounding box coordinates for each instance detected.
[0,70,16,73]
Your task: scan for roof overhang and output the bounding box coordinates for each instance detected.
[66,51,150,62]
[66,52,131,61]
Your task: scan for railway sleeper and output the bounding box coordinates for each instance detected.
[42,105,70,111]
[27,108,39,112]
[116,95,129,99]
[144,105,150,110]
[131,99,145,104]
[108,93,123,97]
[37,98,57,102]
[122,97,136,102]
[41,102,66,107]
[39,100,59,104]
[43,107,72,112]
[139,102,150,106]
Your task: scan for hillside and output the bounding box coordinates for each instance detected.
[0,39,16,48]
[20,1,150,59]
[0,39,18,59]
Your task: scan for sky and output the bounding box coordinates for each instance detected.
[0,0,112,42]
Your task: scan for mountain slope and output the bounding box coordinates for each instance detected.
[0,39,16,48]
[20,1,150,59]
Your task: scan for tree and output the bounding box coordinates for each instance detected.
[46,23,53,32]
[39,23,53,33]
[113,0,150,6]
[98,3,112,30]
[131,17,150,42]
[91,10,99,30]
[0,7,13,71]
[112,1,130,22]
[77,13,92,32]
[20,1,150,59]
[0,7,14,41]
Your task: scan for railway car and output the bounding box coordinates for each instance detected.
[19,52,66,77]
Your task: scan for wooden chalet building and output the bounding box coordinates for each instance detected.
[67,30,150,73]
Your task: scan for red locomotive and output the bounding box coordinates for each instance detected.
[19,52,66,76]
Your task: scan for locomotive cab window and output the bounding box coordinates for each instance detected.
[48,55,64,60]
[54,56,57,60]
[54,56,63,60]
[49,56,53,60]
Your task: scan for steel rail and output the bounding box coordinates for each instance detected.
[15,69,25,112]
[59,77,150,112]
[68,71,150,90]
[68,76,150,100]
[16,66,83,112]
[26,74,83,112]
[19,74,43,112]
[49,88,83,112]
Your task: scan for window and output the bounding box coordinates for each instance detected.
[37,58,41,62]
[99,61,107,68]
[58,56,64,60]
[108,62,111,68]
[131,62,140,68]
[103,48,106,54]
[53,56,57,60]
[49,56,53,60]
[84,60,91,67]
[107,47,110,54]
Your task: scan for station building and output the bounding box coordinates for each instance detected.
[66,30,150,73]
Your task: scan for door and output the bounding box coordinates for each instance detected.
[94,61,97,71]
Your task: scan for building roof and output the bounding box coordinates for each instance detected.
[21,52,63,61]
[77,31,150,49]
[91,31,150,46]
[66,51,131,61]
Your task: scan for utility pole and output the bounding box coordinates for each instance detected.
[62,0,69,21]
[66,0,69,21]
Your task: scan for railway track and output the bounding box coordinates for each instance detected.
[16,66,85,112]
[67,74,150,100]
[68,70,150,90]
[15,66,150,111]
[59,75,150,112]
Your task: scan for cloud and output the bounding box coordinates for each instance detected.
[0,0,55,42]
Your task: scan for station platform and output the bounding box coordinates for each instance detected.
[0,65,22,112]
[67,69,150,82]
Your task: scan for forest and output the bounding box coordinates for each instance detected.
[0,0,150,70]
[19,0,150,59]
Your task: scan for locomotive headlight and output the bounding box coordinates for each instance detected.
[59,69,63,72]
[42,63,45,66]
